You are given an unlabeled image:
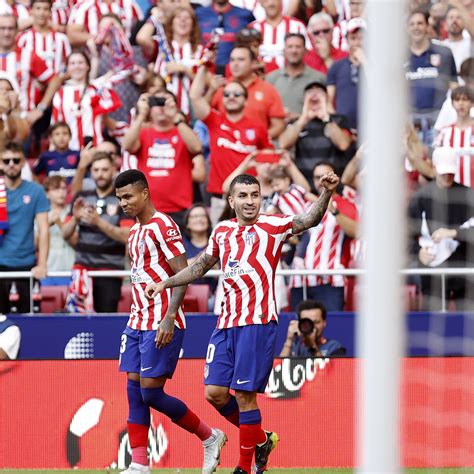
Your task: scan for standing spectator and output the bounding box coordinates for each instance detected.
[0,13,61,124]
[290,161,358,311]
[326,17,366,131]
[408,147,474,311]
[67,0,143,47]
[279,80,352,182]
[280,299,346,357]
[0,142,50,314]
[190,62,272,224]
[51,51,122,150]
[248,0,310,74]
[33,122,80,185]
[434,86,474,187]
[61,152,134,312]
[145,171,340,474]
[0,314,20,359]
[406,10,458,145]
[438,6,472,73]
[123,91,204,230]
[196,0,255,75]
[136,6,204,116]
[43,175,76,273]
[331,0,365,52]
[16,0,71,76]
[267,32,326,119]
[304,12,347,75]
[211,45,286,138]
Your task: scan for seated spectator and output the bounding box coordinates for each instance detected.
[408,147,474,311]
[51,51,122,150]
[406,10,458,145]
[123,91,204,230]
[434,57,474,132]
[190,61,272,224]
[280,299,346,357]
[248,0,311,74]
[267,162,316,215]
[196,0,255,75]
[326,17,366,132]
[433,86,474,187]
[211,45,286,138]
[33,122,80,185]
[43,175,76,275]
[0,142,50,314]
[61,152,134,312]
[304,13,347,75]
[290,161,358,311]
[0,314,21,359]
[136,6,204,117]
[279,80,352,183]
[266,32,326,120]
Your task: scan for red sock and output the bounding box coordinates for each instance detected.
[225,410,240,427]
[239,423,264,472]
[127,423,148,466]
[175,409,212,441]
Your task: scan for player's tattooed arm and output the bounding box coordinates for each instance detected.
[292,172,340,234]
[146,252,219,299]
[165,254,189,316]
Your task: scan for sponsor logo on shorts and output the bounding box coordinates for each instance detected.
[204,364,209,379]
[236,379,250,385]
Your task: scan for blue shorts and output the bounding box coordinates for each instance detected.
[204,322,277,393]
[118,326,184,379]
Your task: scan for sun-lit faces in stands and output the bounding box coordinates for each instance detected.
[229,46,254,81]
[222,81,247,114]
[66,52,90,82]
[0,15,17,52]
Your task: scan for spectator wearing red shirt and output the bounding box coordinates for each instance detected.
[123,91,204,230]
[211,45,286,139]
[190,62,272,224]
[304,13,347,75]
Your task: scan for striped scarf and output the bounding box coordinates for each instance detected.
[65,267,94,313]
[0,176,8,245]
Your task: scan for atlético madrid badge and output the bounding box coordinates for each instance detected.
[430,54,441,67]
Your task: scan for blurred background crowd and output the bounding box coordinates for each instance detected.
[0,0,472,316]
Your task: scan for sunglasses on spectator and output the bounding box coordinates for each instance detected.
[2,158,21,165]
[310,28,331,36]
[223,91,245,98]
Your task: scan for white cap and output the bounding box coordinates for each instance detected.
[347,17,367,33]
[432,147,457,175]
[0,72,19,93]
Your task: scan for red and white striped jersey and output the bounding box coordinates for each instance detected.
[332,20,349,52]
[206,214,294,328]
[271,184,310,216]
[231,0,292,22]
[127,212,186,331]
[51,0,78,28]
[249,16,311,73]
[69,0,143,37]
[291,196,357,288]
[434,124,474,187]
[0,48,55,111]
[153,41,204,116]
[0,1,29,22]
[17,28,71,74]
[51,81,122,149]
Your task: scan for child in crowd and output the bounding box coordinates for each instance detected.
[33,122,80,185]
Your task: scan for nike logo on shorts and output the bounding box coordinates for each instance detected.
[141,366,153,371]
[236,379,250,385]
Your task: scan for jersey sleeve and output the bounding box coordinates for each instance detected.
[31,51,55,83]
[150,218,186,260]
[205,226,220,258]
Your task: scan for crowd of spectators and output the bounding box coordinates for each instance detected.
[0,0,472,314]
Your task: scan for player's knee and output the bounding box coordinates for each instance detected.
[141,386,164,408]
[204,386,228,407]
[234,390,258,411]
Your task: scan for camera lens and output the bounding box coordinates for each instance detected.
[298,318,314,336]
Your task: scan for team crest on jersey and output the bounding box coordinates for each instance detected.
[23,195,31,204]
[106,203,119,216]
[430,54,441,67]
[171,136,178,144]
[254,91,264,101]
[245,129,256,141]
[233,129,241,140]
[138,239,146,254]
[245,231,256,245]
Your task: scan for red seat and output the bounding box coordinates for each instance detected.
[118,284,133,313]
[41,286,67,313]
[183,295,199,313]
[185,284,210,313]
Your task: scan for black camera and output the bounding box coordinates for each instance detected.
[149,96,166,107]
[298,318,314,336]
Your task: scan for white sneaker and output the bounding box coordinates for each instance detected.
[202,428,227,474]
[120,462,151,474]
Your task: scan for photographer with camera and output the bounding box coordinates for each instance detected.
[280,299,346,357]
[123,91,204,230]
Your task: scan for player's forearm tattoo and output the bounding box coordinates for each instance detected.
[166,284,187,317]
[292,188,332,234]
[165,252,216,289]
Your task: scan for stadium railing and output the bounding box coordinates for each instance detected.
[2,267,474,313]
